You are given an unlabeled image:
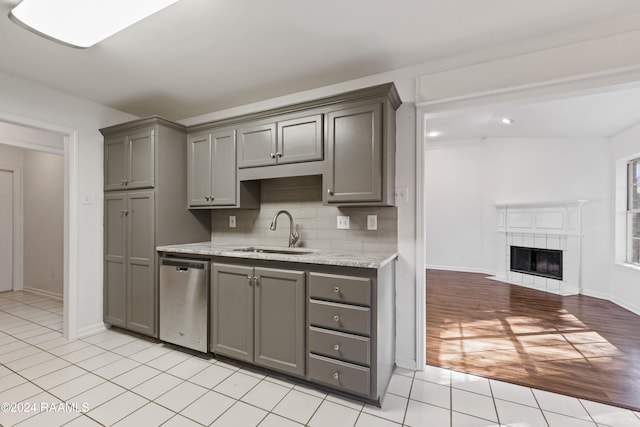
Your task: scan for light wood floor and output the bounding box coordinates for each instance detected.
[426,269,640,411]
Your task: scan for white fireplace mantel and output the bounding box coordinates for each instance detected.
[493,200,587,296]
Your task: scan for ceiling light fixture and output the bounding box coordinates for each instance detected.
[500,117,514,125]
[426,130,441,138]
[9,0,181,48]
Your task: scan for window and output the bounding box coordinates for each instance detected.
[627,158,640,264]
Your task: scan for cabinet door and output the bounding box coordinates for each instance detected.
[254,267,305,376]
[127,129,155,189]
[187,133,212,207]
[104,135,127,191]
[237,122,277,168]
[126,191,156,336]
[104,193,127,327]
[211,128,237,206]
[326,104,382,203]
[211,263,254,362]
[277,114,323,165]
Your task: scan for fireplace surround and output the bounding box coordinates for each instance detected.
[494,201,586,295]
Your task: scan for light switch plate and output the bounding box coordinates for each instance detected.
[367,215,378,230]
[337,216,350,230]
[229,215,236,228]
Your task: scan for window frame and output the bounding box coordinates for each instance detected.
[627,158,640,265]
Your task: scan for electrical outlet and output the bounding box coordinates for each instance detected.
[229,215,236,228]
[367,215,378,230]
[337,216,350,230]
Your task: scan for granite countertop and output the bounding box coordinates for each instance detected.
[156,242,397,269]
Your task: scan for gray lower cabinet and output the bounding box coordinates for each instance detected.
[104,190,155,335]
[211,263,306,377]
[306,264,396,404]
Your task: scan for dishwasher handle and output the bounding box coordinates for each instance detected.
[161,258,209,270]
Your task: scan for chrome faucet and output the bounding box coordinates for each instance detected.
[269,210,299,247]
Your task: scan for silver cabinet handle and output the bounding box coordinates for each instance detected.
[333,344,340,351]
[327,189,333,196]
[247,275,252,285]
[210,195,214,201]
[332,372,339,380]
[276,152,282,158]
[121,209,129,216]
[270,153,276,159]
[254,277,259,286]
[333,287,340,293]
[205,196,210,201]
[333,315,340,322]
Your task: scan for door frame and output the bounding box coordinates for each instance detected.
[0,111,79,339]
[0,168,21,292]
[415,66,640,371]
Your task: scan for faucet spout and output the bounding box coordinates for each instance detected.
[269,210,300,247]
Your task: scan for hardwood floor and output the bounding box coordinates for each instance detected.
[426,269,640,411]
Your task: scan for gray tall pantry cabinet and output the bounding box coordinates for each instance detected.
[102,117,210,338]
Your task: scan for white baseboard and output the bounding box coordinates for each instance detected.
[23,286,63,301]
[395,357,418,371]
[77,323,107,339]
[426,264,495,276]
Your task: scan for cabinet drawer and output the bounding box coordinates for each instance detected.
[309,326,370,366]
[309,354,370,397]
[309,300,370,336]
[309,273,371,306]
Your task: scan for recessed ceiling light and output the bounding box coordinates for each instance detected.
[9,0,181,48]
[500,117,514,125]
[426,131,441,138]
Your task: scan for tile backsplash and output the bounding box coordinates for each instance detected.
[210,175,397,253]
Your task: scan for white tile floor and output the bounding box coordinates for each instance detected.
[1,291,640,426]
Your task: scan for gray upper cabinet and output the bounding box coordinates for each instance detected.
[101,117,211,338]
[237,114,323,169]
[104,128,155,191]
[326,104,382,204]
[237,122,277,168]
[211,262,306,377]
[276,114,323,165]
[188,128,237,207]
[186,83,399,206]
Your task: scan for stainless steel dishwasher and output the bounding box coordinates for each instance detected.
[160,257,209,352]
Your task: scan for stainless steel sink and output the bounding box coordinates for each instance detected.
[232,247,313,255]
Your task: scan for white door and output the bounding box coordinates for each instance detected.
[0,170,13,292]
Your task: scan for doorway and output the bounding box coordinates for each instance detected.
[0,169,14,292]
[0,115,78,339]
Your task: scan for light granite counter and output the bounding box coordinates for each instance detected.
[157,242,397,269]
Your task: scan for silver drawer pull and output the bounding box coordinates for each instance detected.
[333,286,340,293]
[333,315,340,322]
[270,153,276,159]
[332,372,339,380]
[333,344,340,351]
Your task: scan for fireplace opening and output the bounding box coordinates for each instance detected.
[510,246,563,280]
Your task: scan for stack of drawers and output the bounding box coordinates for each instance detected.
[307,272,373,398]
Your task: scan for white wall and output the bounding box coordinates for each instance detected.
[610,121,640,314]
[425,137,612,296]
[23,150,64,298]
[0,70,136,337]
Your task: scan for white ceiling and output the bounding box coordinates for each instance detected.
[3,0,640,121]
[424,85,640,142]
